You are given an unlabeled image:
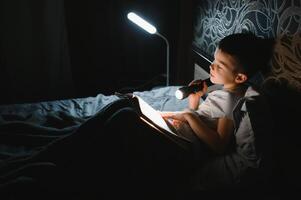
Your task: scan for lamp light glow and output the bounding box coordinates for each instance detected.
[127,12,157,34]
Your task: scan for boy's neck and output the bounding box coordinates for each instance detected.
[223,83,238,91]
[223,83,246,94]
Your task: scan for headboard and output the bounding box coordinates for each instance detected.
[192,0,301,91]
[192,48,211,80]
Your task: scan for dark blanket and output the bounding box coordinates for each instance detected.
[0,93,121,196]
[0,87,193,198]
[0,97,195,199]
[0,99,127,198]
[0,110,85,198]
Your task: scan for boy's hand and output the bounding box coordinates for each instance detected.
[160,111,188,122]
[160,111,183,120]
[188,79,208,110]
[160,111,186,129]
[188,79,208,98]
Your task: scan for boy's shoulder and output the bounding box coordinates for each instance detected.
[208,88,238,101]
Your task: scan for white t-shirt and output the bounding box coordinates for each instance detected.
[196,89,241,129]
[175,89,241,141]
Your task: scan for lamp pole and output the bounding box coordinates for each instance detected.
[155,32,169,86]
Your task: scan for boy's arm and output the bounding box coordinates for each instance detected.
[183,112,234,154]
[188,95,201,110]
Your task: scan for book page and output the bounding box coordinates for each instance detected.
[134,95,176,135]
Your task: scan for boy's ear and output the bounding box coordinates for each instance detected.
[235,73,248,84]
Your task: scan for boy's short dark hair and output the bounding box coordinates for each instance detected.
[218,33,275,77]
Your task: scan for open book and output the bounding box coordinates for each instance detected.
[132,95,192,146]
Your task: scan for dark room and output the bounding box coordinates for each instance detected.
[0,0,300,199]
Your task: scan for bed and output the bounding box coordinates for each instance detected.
[0,86,189,158]
[0,64,279,200]
[0,86,193,197]
[0,61,299,199]
[0,47,284,199]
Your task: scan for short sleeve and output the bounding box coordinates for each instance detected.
[196,90,238,120]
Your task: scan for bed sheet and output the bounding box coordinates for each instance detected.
[0,86,188,161]
[0,86,187,121]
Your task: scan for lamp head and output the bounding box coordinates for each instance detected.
[127,12,157,34]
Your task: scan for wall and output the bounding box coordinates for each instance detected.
[0,0,74,104]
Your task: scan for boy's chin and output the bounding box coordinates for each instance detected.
[209,77,218,84]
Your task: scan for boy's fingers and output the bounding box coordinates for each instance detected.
[160,112,174,117]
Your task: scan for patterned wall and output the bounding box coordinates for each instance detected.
[193,0,301,90]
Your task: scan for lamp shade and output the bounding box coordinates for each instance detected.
[127,12,157,34]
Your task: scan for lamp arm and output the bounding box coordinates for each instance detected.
[155,32,170,86]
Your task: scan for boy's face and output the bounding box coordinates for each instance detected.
[210,48,245,87]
